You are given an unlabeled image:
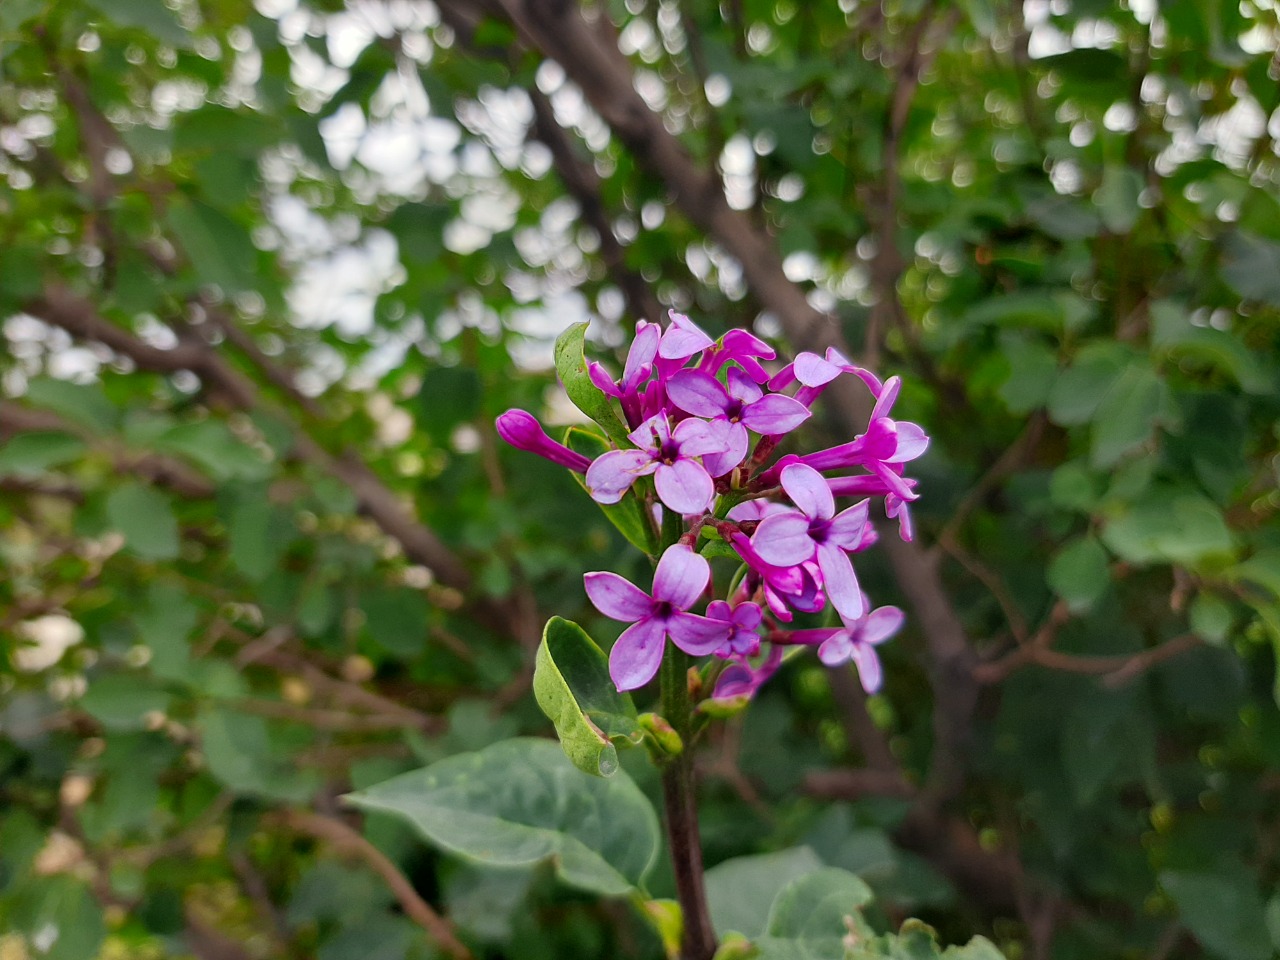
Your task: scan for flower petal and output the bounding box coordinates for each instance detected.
[610,617,667,691]
[794,351,841,387]
[725,367,764,405]
[587,362,622,397]
[826,500,870,550]
[584,571,653,621]
[652,543,711,610]
[741,393,811,436]
[700,421,748,478]
[752,511,815,567]
[817,542,864,621]
[622,322,661,387]
[780,462,834,520]
[668,611,730,656]
[654,458,715,515]
[627,412,670,450]
[889,421,930,462]
[659,311,715,360]
[671,416,727,457]
[585,449,653,504]
[871,375,901,421]
[862,606,905,645]
[849,641,883,693]
[667,370,729,418]
[816,632,853,666]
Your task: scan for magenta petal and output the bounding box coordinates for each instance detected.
[752,512,815,566]
[863,606,905,645]
[850,642,883,693]
[610,617,667,691]
[871,375,901,420]
[623,323,661,386]
[741,393,811,436]
[826,500,870,550]
[722,328,775,361]
[585,449,654,504]
[669,611,730,656]
[701,421,748,478]
[654,458,714,515]
[627,413,670,450]
[725,367,764,405]
[588,362,622,398]
[817,633,853,667]
[652,543,711,610]
[780,462,834,521]
[818,542,863,620]
[584,571,653,621]
[667,370,730,418]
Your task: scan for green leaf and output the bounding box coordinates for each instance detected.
[765,867,874,940]
[1047,536,1110,612]
[361,588,430,658]
[24,379,118,433]
[564,426,656,555]
[705,846,824,939]
[553,323,631,446]
[1189,593,1233,644]
[1090,364,1166,467]
[1160,870,1271,960]
[157,421,270,481]
[106,482,180,561]
[166,196,258,294]
[533,617,641,777]
[84,0,193,48]
[996,335,1057,414]
[31,878,106,960]
[344,738,660,897]
[79,674,170,730]
[1221,231,1280,306]
[1046,344,1129,427]
[1150,301,1275,395]
[1101,488,1234,567]
[0,431,85,477]
[1094,165,1143,234]
[200,707,319,803]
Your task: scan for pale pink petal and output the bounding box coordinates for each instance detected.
[862,606,904,645]
[817,543,864,621]
[816,632,853,666]
[585,449,654,504]
[659,311,714,360]
[794,351,841,387]
[668,611,730,656]
[584,571,653,621]
[850,641,883,693]
[610,617,667,691]
[752,511,815,567]
[652,543,711,609]
[667,370,729,418]
[622,323,661,387]
[826,500,870,550]
[672,415,729,458]
[889,422,930,462]
[741,393,811,436]
[654,458,715,515]
[627,413,670,450]
[780,462,834,521]
[700,421,748,478]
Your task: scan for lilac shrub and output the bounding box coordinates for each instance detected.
[497,311,929,700]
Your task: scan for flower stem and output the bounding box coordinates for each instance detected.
[660,648,718,960]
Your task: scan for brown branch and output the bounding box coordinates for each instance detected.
[277,810,474,960]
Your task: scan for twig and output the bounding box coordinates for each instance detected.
[277,810,474,960]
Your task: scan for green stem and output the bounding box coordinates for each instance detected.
[660,649,718,960]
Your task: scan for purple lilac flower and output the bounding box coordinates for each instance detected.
[584,544,728,690]
[585,413,727,515]
[587,320,661,428]
[495,409,592,473]
[698,328,775,383]
[658,310,715,365]
[726,530,824,622]
[769,347,882,408]
[667,367,811,477]
[788,605,904,693]
[750,463,870,621]
[706,600,763,658]
[710,645,783,703]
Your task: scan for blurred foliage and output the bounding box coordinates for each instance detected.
[1,0,1279,959]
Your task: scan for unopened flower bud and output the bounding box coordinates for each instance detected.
[495,409,592,473]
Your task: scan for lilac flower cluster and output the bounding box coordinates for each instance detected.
[497,311,928,699]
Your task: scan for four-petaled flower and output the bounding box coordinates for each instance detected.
[585,544,728,690]
[750,462,870,621]
[789,605,904,693]
[585,413,725,515]
[706,600,763,658]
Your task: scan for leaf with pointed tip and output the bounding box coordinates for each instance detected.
[534,617,641,777]
[564,427,657,556]
[554,323,631,446]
